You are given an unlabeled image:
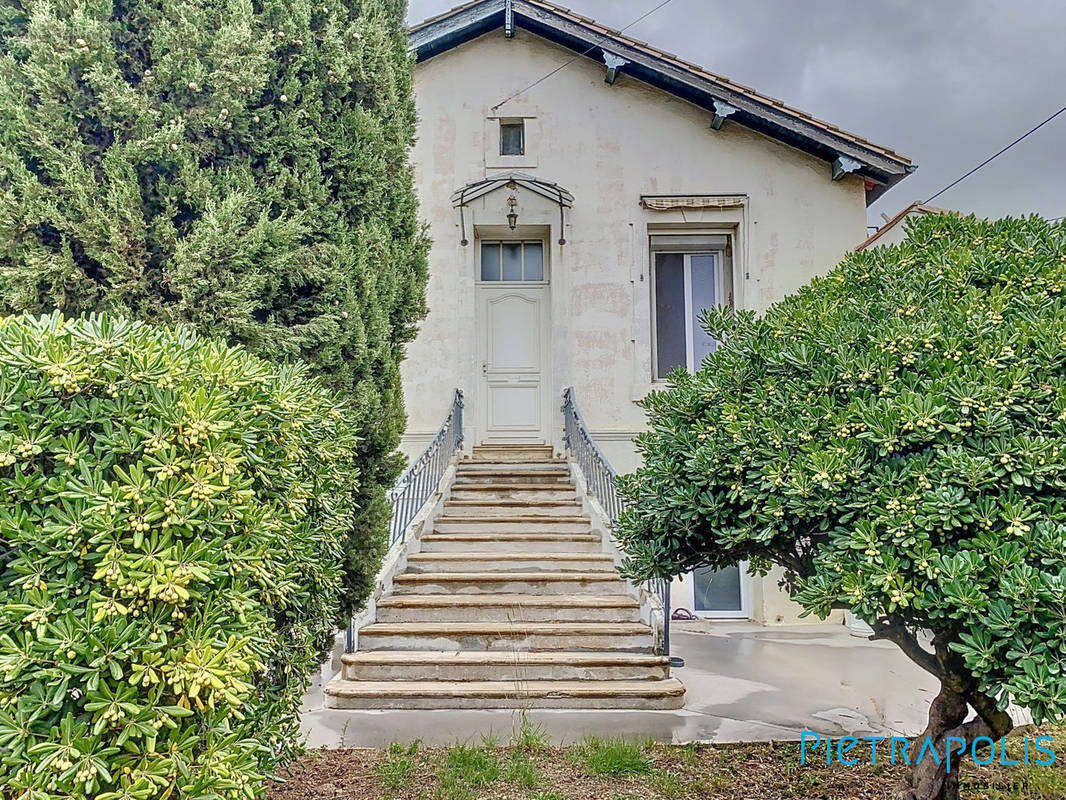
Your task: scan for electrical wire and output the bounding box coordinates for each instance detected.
[925,104,1066,204]
[491,0,680,112]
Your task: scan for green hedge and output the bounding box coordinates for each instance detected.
[0,0,428,617]
[0,313,356,799]
[617,213,1066,728]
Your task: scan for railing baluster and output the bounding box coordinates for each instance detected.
[559,387,674,665]
[346,389,464,653]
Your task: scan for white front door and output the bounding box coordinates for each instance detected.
[476,239,550,443]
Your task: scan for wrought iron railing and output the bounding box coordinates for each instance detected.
[347,389,463,652]
[561,387,674,661]
[386,389,464,547]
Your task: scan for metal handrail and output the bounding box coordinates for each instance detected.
[386,389,464,547]
[347,389,463,652]
[561,387,674,660]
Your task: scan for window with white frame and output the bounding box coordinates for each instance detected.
[479,240,545,282]
[651,234,731,379]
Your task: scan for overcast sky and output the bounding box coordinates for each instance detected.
[407,0,1066,228]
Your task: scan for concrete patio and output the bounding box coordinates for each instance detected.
[300,620,938,748]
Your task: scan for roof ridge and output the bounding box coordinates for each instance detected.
[512,0,910,164]
[409,0,914,201]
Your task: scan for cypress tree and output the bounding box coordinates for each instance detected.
[0,0,428,615]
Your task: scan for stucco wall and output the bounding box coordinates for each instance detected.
[402,29,869,625]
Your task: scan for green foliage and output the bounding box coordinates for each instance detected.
[377,741,421,790]
[617,214,1066,723]
[0,313,356,799]
[577,737,652,776]
[441,744,501,786]
[512,710,550,751]
[0,0,428,615]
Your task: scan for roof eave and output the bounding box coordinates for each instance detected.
[410,0,914,206]
[410,0,504,61]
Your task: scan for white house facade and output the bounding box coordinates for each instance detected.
[399,0,914,625]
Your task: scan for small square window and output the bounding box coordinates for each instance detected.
[500,120,525,156]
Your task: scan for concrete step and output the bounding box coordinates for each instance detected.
[374,593,641,623]
[357,621,653,652]
[324,677,686,709]
[392,571,629,595]
[454,473,571,487]
[449,485,577,501]
[458,462,569,474]
[433,516,591,534]
[406,552,615,573]
[472,443,555,452]
[442,500,583,517]
[471,444,556,462]
[419,532,601,553]
[340,650,667,681]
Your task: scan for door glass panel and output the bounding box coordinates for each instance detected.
[690,253,719,368]
[502,243,523,281]
[693,564,743,612]
[524,242,544,281]
[481,243,501,281]
[654,253,686,378]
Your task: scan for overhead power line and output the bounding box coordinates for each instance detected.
[925,103,1066,204]
[491,0,679,111]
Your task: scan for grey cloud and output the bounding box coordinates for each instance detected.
[408,0,1066,224]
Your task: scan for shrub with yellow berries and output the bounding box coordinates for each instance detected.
[0,313,357,799]
[617,213,1066,800]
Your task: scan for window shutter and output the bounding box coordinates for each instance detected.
[649,234,729,253]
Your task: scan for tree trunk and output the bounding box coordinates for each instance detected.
[890,684,1014,800]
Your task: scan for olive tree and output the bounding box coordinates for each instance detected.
[616,213,1066,800]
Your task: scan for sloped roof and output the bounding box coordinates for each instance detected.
[410,0,915,206]
[855,201,952,250]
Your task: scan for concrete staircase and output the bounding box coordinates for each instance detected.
[324,444,685,710]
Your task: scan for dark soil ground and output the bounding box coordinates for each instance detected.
[267,724,1066,800]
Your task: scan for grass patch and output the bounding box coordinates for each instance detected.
[511,711,550,752]
[376,741,420,790]
[272,723,1066,800]
[578,737,653,777]
[503,751,540,787]
[649,768,685,798]
[441,744,501,787]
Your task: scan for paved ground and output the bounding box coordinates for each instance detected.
[299,620,938,748]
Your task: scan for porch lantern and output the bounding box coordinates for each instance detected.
[506,195,519,230]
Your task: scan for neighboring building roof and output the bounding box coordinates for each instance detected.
[410,0,915,206]
[855,201,952,250]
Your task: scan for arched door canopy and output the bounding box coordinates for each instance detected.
[451,172,574,245]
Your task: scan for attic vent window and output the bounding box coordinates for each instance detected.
[500,119,525,156]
